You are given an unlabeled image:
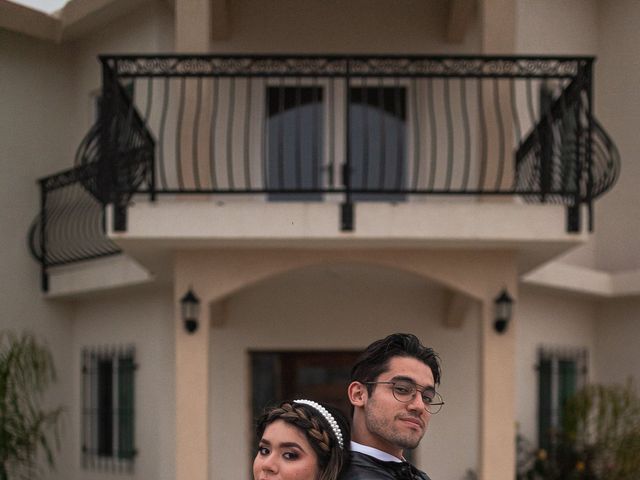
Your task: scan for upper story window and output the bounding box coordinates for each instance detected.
[264,84,408,201]
[349,86,407,199]
[266,85,324,199]
[82,345,137,473]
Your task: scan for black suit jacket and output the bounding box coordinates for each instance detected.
[339,451,431,480]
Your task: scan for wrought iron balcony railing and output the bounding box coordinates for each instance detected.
[29,54,620,291]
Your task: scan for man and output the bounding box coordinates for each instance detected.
[339,333,443,480]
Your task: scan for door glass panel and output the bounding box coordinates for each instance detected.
[349,86,407,200]
[266,86,323,200]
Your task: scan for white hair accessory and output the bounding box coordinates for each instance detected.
[293,399,344,449]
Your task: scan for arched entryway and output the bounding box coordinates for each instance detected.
[174,248,518,480]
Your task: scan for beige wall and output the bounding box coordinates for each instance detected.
[67,1,174,148]
[593,0,640,272]
[1,8,174,477]
[516,0,640,273]
[593,297,640,386]
[0,28,77,480]
[515,286,597,446]
[210,0,480,54]
[208,263,480,480]
[516,0,600,269]
[516,0,598,55]
[71,287,175,480]
[516,0,640,392]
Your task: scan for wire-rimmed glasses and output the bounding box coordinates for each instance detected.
[364,380,445,414]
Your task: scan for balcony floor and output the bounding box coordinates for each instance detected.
[112,198,585,267]
[45,199,588,298]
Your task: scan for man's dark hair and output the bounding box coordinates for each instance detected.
[350,333,441,393]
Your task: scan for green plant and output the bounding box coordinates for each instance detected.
[564,381,640,479]
[517,381,640,480]
[0,331,63,480]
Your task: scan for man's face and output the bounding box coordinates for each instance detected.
[362,356,435,456]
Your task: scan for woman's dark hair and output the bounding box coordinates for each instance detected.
[350,333,441,395]
[255,400,351,480]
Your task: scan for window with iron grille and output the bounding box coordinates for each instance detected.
[537,346,588,453]
[82,345,137,472]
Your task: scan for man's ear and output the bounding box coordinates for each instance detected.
[347,381,367,407]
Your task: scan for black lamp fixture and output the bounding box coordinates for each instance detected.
[494,288,513,334]
[180,287,200,334]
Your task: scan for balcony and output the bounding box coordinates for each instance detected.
[28,54,620,291]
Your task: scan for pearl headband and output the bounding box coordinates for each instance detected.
[294,399,344,449]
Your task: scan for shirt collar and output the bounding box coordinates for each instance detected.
[350,441,404,463]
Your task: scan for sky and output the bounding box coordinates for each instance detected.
[10,0,69,13]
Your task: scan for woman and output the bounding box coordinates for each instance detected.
[254,399,351,480]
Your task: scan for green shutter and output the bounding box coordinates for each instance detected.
[558,360,577,430]
[118,355,135,460]
[538,358,552,451]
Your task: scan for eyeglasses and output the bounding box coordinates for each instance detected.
[364,381,445,414]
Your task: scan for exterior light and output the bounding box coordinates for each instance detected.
[180,288,200,334]
[494,289,513,334]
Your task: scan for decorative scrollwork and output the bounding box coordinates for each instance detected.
[109,55,584,78]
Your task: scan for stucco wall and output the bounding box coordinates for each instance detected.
[71,287,175,480]
[0,5,173,480]
[593,0,640,272]
[515,1,640,428]
[516,0,599,269]
[593,297,640,386]
[209,263,480,480]
[210,0,481,54]
[516,0,640,273]
[67,1,174,151]
[515,286,597,446]
[0,28,76,480]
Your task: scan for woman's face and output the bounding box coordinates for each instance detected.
[253,419,320,480]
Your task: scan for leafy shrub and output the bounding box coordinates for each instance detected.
[517,381,640,480]
[0,331,63,480]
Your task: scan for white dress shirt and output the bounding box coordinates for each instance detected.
[350,441,404,463]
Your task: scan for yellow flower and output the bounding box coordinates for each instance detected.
[576,461,586,472]
[537,449,547,461]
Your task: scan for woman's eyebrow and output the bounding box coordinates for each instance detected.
[279,442,303,450]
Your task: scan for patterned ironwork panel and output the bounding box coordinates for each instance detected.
[82,345,137,474]
[28,54,622,290]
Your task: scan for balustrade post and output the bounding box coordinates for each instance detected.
[99,58,115,209]
[39,179,49,292]
[567,67,585,233]
[99,59,128,231]
[583,59,594,231]
[341,57,354,231]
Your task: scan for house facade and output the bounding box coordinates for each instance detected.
[1,1,639,480]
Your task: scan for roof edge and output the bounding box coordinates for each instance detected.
[0,0,62,42]
[1,0,158,43]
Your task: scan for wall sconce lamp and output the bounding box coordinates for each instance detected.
[180,288,200,334]
[494,289,513,334]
